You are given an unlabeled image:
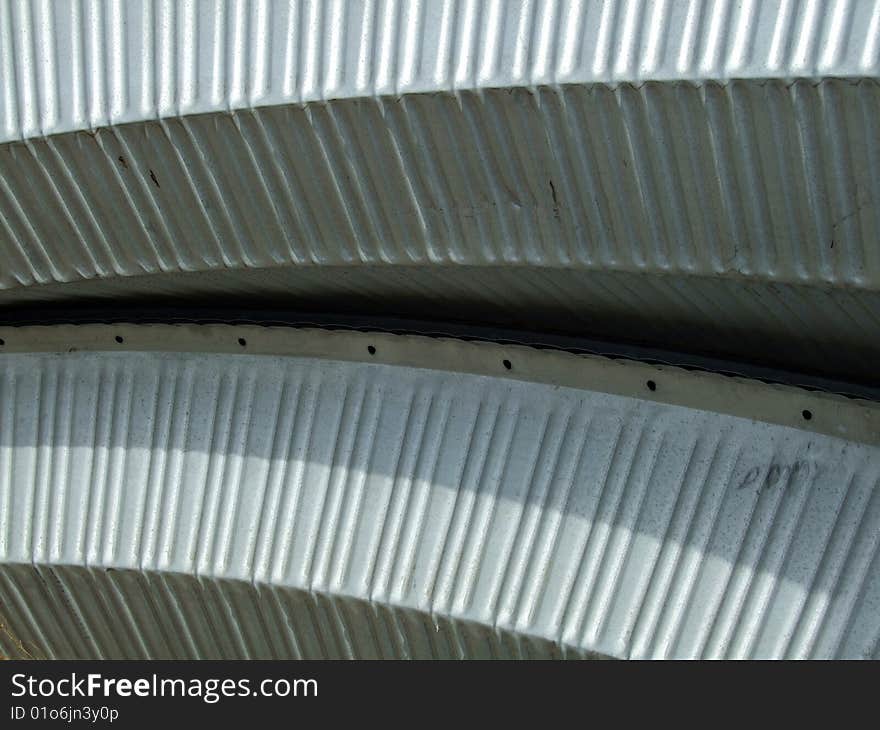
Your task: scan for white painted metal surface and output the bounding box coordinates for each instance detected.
[0,325,878,659]
[3,0,880,142]
[0,2,879,379]
[0,2,878,660]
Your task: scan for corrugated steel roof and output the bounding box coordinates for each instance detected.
[1,2,878,660]
[0,326,878,659]
[3,0,880,142]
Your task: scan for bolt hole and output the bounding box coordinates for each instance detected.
[503,359,512,370]
[238,337,247,347]
[646,380,657,392]
[802,409,813,421]
[367,345,376,355]
[114,335,124,344]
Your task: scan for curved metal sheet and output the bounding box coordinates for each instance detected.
[2,0,879,142]
[0,325,878,659]
[0,2,878,382]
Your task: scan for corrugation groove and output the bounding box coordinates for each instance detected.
[0,350,878,659]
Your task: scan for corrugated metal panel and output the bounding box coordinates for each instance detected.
[3,80,880,288]
[0,3,878,661]
[2,79,879,379]
[0,5,878,380]
[2,0,880,143]
[0,329,878,659]
[0,564,601,659]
